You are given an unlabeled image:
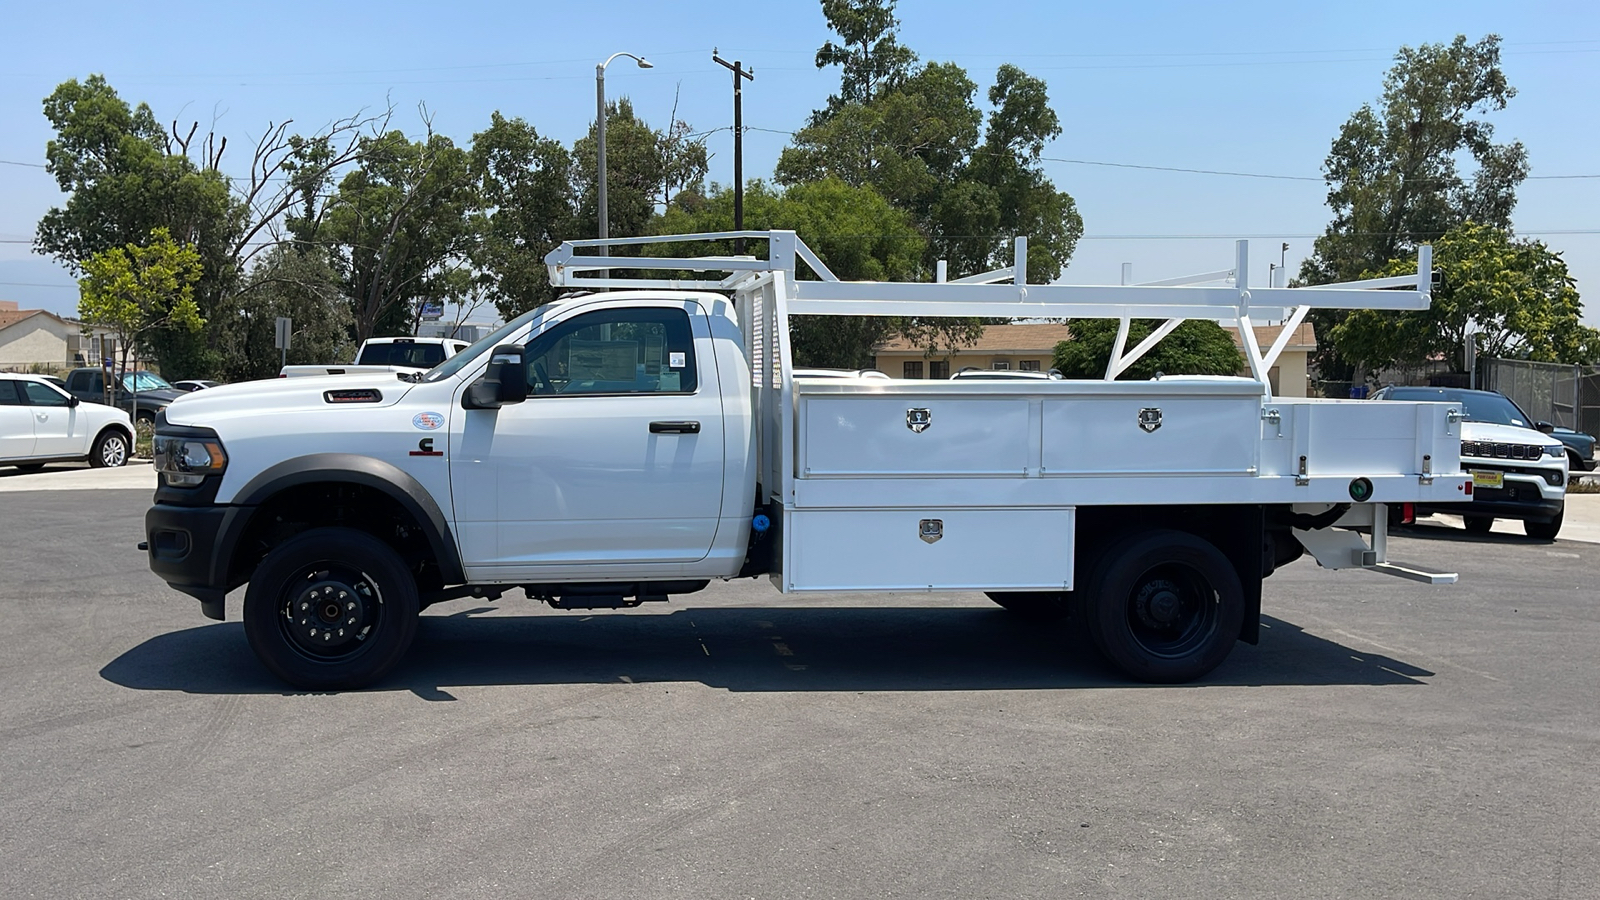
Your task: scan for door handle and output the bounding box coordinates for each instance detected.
[649,420,700,434]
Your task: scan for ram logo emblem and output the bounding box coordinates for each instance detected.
[1138,407,1163,433]
[906,407,932,433]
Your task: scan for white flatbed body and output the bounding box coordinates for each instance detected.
[544,230,1467,593]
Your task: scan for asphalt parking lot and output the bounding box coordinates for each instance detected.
[2,483,1597,899]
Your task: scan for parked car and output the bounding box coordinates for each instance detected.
[38,375,67,390]
[172,379,220,392]
[64,368,185,423]
[1550,425,1597,472]
[1371,386,1567,539]
[0,373,134,470]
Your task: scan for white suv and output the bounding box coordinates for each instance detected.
[1373,386,1567,539]
[0,373,135,470]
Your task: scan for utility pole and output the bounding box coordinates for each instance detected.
[713,49,755,255]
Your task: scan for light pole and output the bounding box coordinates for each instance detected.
[596,51,652,268]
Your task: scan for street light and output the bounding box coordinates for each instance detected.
[596,51,652,267]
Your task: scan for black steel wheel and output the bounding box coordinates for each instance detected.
[985,591,1073,622]
[1524,512,1563,541]
[1463,515,1494,534]
[89,429,129,468]
[243,527,419,690]
[1084,530,1243,684]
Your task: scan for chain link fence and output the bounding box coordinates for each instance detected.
[1483,358,1600,437]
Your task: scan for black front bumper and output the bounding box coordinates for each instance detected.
[1418,488,1564,523]
[145,502,251,619]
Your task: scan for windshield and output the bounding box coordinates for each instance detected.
[1385,388,1530,427]
[423,307,547,382]
[121,371,173,392]
[357,341,449,368]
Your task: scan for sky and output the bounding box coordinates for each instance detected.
[2,0,1597,324]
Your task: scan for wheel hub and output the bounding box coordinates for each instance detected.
[287,577,374,654]
[1134,579,1184,629]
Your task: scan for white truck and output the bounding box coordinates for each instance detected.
[278,336,470,378]
[144,231,1473,690]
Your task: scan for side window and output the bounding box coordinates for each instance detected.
[21,382,71,407]
[0,382,23,405]
[524,307,698,397]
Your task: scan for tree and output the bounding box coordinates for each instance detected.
[221,247,355,381]
[77,227,204,410]
[1331,223,1598,373]
[571,98,708,243]
[1052,319,1244,380]
[778,5,1082,281]
[36,76,242,376]
[1299,35,1527,378]
[314,125,479,342]
[812,0,918,117]
[653,178,979,367]
[37,75,390,378]
[468,112,576,320]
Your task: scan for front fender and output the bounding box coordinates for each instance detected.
[228,454,466,586]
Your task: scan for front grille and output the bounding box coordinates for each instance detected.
[1462,440,1547,461]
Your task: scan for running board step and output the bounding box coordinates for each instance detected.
[1366,562,1458,585]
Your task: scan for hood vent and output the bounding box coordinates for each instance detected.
[324,388,383,404]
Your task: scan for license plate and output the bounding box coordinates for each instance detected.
[1472,470,1504,489]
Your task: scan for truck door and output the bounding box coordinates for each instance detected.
[449,301,726,571]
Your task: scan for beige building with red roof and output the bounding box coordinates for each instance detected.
[0,300,120,372]
[873,321,1318,396]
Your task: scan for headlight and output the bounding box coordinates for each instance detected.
[153,434,228,486]
[1545,445,1565,459]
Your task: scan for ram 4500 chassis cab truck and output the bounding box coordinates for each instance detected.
[145,231,1468,690]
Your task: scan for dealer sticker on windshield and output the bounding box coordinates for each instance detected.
[1471,470,1504,489]
[413,411,444,430]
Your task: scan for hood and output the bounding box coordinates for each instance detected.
[124,388,185,403]
[1460,421,1562,448]
[163,373,418,425]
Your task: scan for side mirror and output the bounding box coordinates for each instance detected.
[1537,421,1555,434]
[463,344,528,410]
[67,396,80,407]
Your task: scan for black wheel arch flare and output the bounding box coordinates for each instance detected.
[220,453,466,589]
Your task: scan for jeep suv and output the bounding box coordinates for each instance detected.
[1372,386,1567,539]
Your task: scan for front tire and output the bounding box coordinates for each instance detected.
[243,527,419,690]
[1462,515,1494,534]
[89,430,129,468]
[1083,530,1244,684]
[1524,513,1563,541]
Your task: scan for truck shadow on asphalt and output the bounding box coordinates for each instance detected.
[100,608,1433,696]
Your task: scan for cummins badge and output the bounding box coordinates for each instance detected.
[906,408,932,433]
[1138,407,1163,433]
